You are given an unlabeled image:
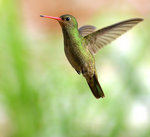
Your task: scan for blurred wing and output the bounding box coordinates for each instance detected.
[79,25,96,37]
[84,18,143,54]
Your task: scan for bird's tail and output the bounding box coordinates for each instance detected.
[86,74,104,99]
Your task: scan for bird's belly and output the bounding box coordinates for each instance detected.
[64,45,95,77]
[64,46,84,72]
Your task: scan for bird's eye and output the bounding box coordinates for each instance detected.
[66,17,71,21]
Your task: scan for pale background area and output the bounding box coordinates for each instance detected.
[0,0,150,137]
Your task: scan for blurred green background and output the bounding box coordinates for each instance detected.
[0,0,150,137]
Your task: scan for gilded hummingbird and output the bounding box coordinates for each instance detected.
[40,14,143,99]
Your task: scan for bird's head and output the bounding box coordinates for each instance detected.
[40,14,78,29]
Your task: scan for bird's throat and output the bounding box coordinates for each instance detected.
[61,27,81,46]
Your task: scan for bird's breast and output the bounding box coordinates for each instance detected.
[64,39,95,74]
[64,42,84,70]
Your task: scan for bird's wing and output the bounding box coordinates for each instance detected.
[84,18,143,54]
[79,25,96,37]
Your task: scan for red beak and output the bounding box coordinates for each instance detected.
[40,15,62,21]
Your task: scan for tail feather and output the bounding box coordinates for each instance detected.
[86,74,104,99]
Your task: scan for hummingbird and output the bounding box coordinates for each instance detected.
[40,14,143,99]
